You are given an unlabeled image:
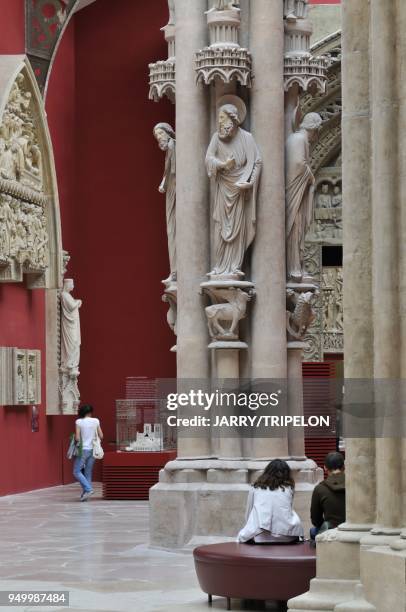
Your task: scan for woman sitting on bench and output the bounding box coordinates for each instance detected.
[237,459,304,544]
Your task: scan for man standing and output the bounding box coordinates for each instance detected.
[310,451,346,541]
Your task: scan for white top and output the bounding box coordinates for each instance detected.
[76,417,100,450]
[237,486,304,542]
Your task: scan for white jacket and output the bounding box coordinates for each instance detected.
[237,486,304,542]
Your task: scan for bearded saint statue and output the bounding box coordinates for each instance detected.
[206,104,262,279]
[154,123,176,283]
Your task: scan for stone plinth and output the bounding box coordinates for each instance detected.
[149,458,323,548]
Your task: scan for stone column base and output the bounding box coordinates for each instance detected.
[288,579,360,611]
[288,528,405,611]
[149,458,322,548]
[360,545,406,610]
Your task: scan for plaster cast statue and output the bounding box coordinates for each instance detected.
[286,112,322,281]
[27,360,35,404]
[207,0,237,12]
[206,104,262,278]
[60,278,82,372]
[284,0,308,22]
[322,267,343,333]
[317,184,332,208]
[154,123,176,282]
[205,287,251,340]
[332,185,342,208]
[168,0,175,24]
[17,363,25,403]
[286,289,317,340]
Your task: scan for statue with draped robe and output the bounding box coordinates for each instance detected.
[206,104,262,279]
[286,112,322,281]
[60,278,81,372]
[154,123,176,283]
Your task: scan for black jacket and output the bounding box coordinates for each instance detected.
[311,471,346,529]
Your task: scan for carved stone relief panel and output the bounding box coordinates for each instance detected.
[0,69,52,287]
[321,266,343,353]
[0,347,41,405]
[305,168,342,246]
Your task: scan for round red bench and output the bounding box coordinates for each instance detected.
[193,542,316,610]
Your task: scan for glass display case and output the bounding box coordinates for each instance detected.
[116,399,176,452]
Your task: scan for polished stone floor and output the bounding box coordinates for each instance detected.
[0,484,282,612]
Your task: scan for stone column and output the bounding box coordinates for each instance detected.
[340,0,376,531]
[250,0,288,459]
[213,346,243,459]
[370,0,401,533]
[398,0,406,532]
[287,343,306,459]
[175,0,211,458]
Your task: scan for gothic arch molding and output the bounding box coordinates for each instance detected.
[0,55,63,289]
[0,55,65,413]
[302,31,343,362]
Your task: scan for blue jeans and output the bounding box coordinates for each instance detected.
[310,526,319,540]
[73,449,95,493]
[310,522,331,540]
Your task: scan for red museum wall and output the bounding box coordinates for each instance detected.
[0,3,77,496]
[72,0,176,446]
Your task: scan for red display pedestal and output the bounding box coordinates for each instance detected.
[102,450,176,500]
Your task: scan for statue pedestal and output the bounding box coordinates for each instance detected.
[149,458,322,548]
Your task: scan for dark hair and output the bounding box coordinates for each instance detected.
[253,459,295,491]
[78,404,93,419]
[325,451,344,471]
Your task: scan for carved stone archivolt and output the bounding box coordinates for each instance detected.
[300,32,343,361]
[0,60,62,290]
[0,72,49,284]
[25,0,79,95]
[0,347,41,406]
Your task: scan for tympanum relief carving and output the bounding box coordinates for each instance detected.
[0,71,50,285]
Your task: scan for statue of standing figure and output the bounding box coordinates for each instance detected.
[167,0,175,24]
[154,123,176,283]
[206,103,262,279]
[284,0,309,22]
[60,278,82,372]
[285,112,322,282]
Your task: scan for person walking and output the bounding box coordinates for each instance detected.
[73,404,103,501]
